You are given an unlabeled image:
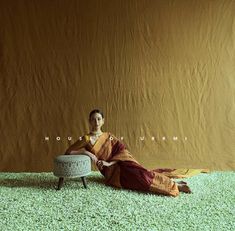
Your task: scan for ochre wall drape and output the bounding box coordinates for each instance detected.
[0,0,234,171]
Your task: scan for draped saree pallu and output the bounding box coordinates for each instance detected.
[66,132,181,197]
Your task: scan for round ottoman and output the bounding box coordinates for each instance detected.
[53,154,91,190]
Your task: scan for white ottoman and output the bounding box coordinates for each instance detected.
[53,154,91,190]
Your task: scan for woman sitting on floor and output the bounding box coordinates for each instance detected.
[64,109,191,197]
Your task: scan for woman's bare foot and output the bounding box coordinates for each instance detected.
[178,184,192,193]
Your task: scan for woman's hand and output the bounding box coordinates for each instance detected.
[83,151,98,163]
[96,160,103,170]
[64,150,98,163]
[96,160,106,170]
[96,160,116,170]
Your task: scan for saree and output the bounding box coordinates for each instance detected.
[65,132,208,197]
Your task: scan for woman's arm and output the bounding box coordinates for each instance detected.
[105,161,118,166]
[64,136,87,155]
[65,148,98,163]
[69,148,86,154]
[64,148,85,155]
[96,160,118,170]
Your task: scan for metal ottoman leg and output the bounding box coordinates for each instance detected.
[81,176,87,189]
[57,177,64,190]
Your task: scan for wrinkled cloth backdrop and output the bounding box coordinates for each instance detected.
[0,0,234,171]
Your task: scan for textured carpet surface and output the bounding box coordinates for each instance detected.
[0,171,234,231]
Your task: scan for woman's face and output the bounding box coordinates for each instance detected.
[89,113,104,131]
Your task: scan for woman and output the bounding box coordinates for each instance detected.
[64,109,192,197]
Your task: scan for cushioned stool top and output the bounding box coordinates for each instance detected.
[53,154,91,178]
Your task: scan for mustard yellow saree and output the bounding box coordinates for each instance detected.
[65,132,208,197]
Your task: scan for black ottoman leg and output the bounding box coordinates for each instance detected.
[81,176,87,189]
[57,177,64,190]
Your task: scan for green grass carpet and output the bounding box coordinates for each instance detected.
[0,171,234,231]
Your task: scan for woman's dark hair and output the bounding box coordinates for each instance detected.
[89,109,104,119]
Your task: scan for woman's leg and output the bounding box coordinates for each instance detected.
[118,161,180,197]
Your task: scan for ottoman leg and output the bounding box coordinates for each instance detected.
[81,176,87,189]
[57,177,64,190]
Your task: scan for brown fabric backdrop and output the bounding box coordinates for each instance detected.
[0,0,234,171]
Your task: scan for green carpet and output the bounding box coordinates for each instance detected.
[0,171,234,231]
